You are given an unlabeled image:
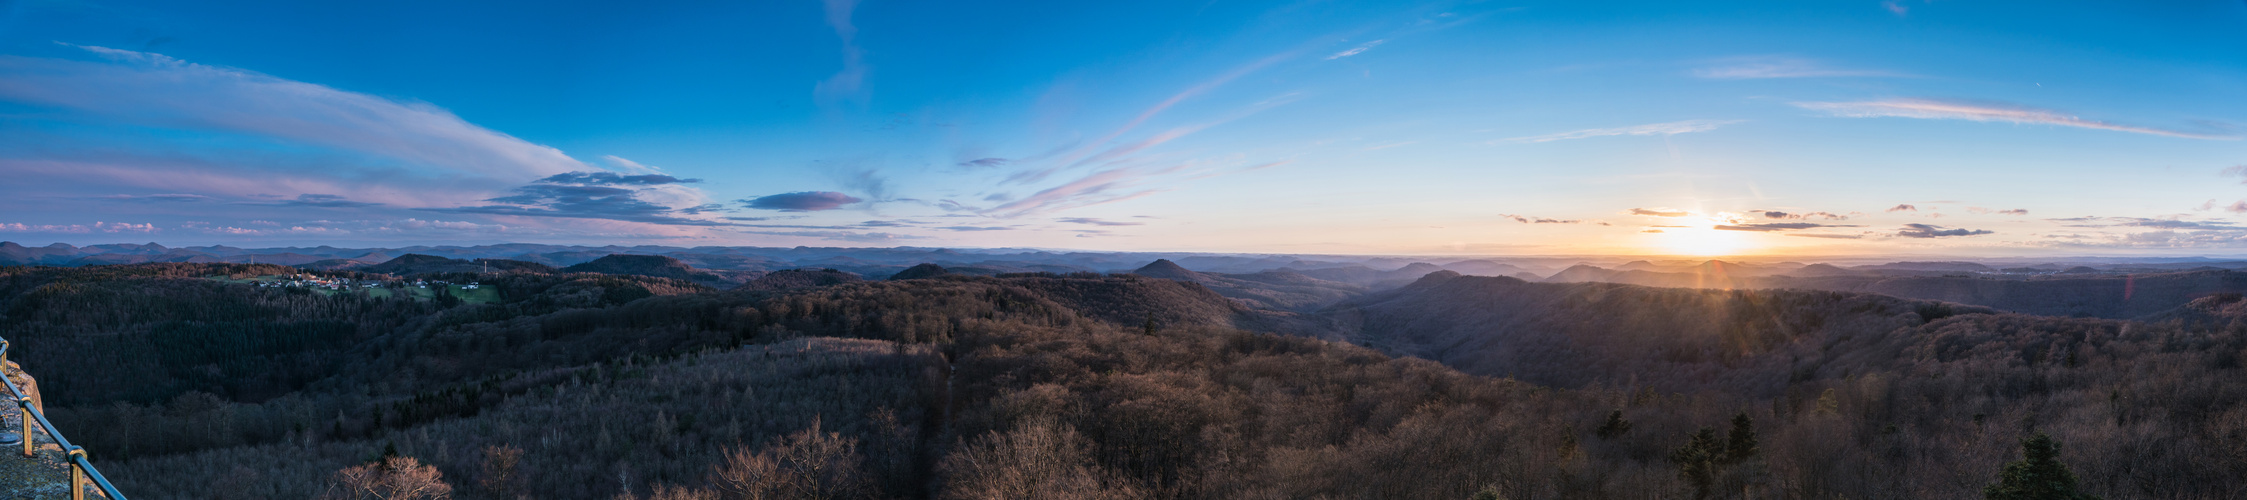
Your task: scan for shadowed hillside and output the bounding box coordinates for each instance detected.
[733,268,867,291]
[1127,259,1367,310]
[1328,271,1988,394]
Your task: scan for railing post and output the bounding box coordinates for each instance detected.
[68,447,85,500]
[17,396,29,457]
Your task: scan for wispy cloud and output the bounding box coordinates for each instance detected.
[99,193,213,203]
[1886,204,1917,212]
[1758,210,1848,220]
[436,185,720,226]
[1788,232,1865,239]
[1627,207,1692,217]
[1327,40,1386,60]
[273,194,382,208]
[1964,207,2029,216]
[1714,222,1862,232]
[1504,120,1741,143]
[1500,214,1580,224]
[740,230,923,243]
[1896,223,1992,238]
[1693,57,1900,79]
[418,170,727,226]
[2059,216,2244,231]
[0,44,590,178]
[601,156,665,174]
[987,167,1160,217]
[1056,217,1145,226]
[957,158,1009,168]
[814,0,869,104]
[2042,230,2247,249]
[0,221,156,233]
[1008,51,1299,184]
[535,171,699,186]
[1794,98,2239,140]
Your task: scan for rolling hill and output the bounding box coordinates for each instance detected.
[0,262,2240,498]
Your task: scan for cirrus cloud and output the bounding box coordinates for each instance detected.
[1501,214,1580,224]
[0,44,590,178]
[1627,207,1691,217]
[1794,98,2238,140]
[1504,119,1742,143]
[1692,57,1902,79]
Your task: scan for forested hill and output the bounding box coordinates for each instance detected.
[1545,266,2247,320]
[0,263,2241,499]
[1325,271,1988,394]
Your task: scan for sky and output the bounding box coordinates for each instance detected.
[1,0,2244,256]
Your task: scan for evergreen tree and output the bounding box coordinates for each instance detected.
[1984,433,2100,500]
[1595,409,1632,439]
[1670,428,1721,499]
[1723,412,1758,463]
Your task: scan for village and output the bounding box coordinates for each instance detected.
[247,273,481,291]
[212,272,498,304]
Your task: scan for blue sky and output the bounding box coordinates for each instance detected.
[1,0,2243,256]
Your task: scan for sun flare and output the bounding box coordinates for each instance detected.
[1658,225,1750,256]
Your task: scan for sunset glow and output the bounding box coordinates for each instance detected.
[0,2,2240,257]
[1657,225,1753,257]
[6,4,2246,498]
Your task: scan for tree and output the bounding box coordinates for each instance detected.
[1983,433,2100,500]
[1468,485,1506,500]
[1595,409,1632,439]
[937,419,1141,500]
[1670,428,1722,499]
[322,456,454,500]
[478,444,524,497]
[709,419,868,500]
[1723,412,1758,463]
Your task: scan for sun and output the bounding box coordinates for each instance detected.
[1658,225,1751,256]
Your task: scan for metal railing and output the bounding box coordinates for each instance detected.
[0,339,126,500]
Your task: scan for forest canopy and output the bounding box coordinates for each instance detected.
[0,262,2239,499]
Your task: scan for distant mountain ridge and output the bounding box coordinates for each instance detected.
[362,254,558,275]
[1129,259,1366,310]
[1528,263,2247,319]
[9,240,2244,281]
[1322,272,1990,394]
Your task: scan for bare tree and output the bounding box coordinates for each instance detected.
[321,456,454,500]
[478,444,524,498]
[709,418,870,500]
[938,419,1145,500]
